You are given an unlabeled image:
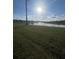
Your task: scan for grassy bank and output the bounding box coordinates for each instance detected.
[13,23,65,59]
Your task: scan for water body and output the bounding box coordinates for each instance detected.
[30,22,65,28]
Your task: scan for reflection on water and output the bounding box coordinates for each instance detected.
[30,22,65,28]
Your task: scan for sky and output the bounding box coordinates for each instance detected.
[13,0,65,21]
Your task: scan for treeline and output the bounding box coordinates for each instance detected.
[13,19,26,23]
[45,20,65,25]
[13,19,35,24]
[13,19,40,23]
[13,19,65,25]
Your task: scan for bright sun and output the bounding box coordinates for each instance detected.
[36,7,43,14]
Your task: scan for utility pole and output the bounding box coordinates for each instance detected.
[25,0,28,25]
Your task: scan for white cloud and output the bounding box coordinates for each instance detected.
[13,14,65,21]
[13,16,26,20]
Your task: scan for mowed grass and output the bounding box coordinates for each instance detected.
[13,23,65,59]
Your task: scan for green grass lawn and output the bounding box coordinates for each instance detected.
[13,23,65,59]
